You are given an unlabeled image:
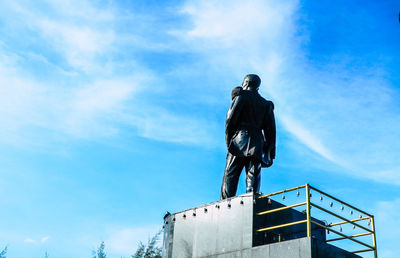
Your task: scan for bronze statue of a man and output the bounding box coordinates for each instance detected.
[221,74,276,199]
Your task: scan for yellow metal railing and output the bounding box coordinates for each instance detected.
[257,184,377,258]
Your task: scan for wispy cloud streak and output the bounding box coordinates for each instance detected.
[0,0,218,148]
[0,0,399,183]
[177,0,400,184]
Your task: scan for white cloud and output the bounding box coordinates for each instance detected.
[275,65,400,182]
[63,77,144,138]
[1,0,399,183]
[280,115,336,163]
[37,19,115,72]
[1,0,117,73]
[182,0,293,45]
[178,0,400,185]
[42,0,114,21]
[364,168,400,186]
[24,238,36,243]
[176,0,298,76]
[74,80,136,113]
[0,0,220,148]
[0,48,215,147]
[126,107,218,146]
[22,236,50,244]
[0,58,48,145]
[0,58,136,142]
[38,20,113,53]
[41,236,50,243]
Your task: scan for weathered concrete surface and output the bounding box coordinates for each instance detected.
[195,237,360,258]
[164,193,254,258]
[195,238,361,258]
[205,238,311,258]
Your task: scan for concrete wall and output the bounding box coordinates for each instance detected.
[163,193,254,258]
[162,193,362,258]
[202,237,312,258]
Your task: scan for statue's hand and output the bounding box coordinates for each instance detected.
[263,156,273,168]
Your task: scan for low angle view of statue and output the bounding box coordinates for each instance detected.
[163,74,379,258]
[221,74,276,199]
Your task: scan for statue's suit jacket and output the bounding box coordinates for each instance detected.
[225,89,276,166]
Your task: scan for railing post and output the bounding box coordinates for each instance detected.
[305,184,312,237]
[371,216,378,258]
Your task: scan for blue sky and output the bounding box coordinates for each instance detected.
[0,0,399,257]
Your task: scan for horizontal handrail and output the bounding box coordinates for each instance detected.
[308,185,372,217]
[311,221,374,250]
[310,202,373,234]
[326,232,373,242]
[257,202,307,215]
[255,184,377,257]
[352,248,374,254]
[258,185,306,199]
[257,220,307,232]
[329,216,371,227]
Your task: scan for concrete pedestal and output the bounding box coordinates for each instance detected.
[163,193,361,258]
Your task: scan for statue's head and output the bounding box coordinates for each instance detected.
[242,74,261,91]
